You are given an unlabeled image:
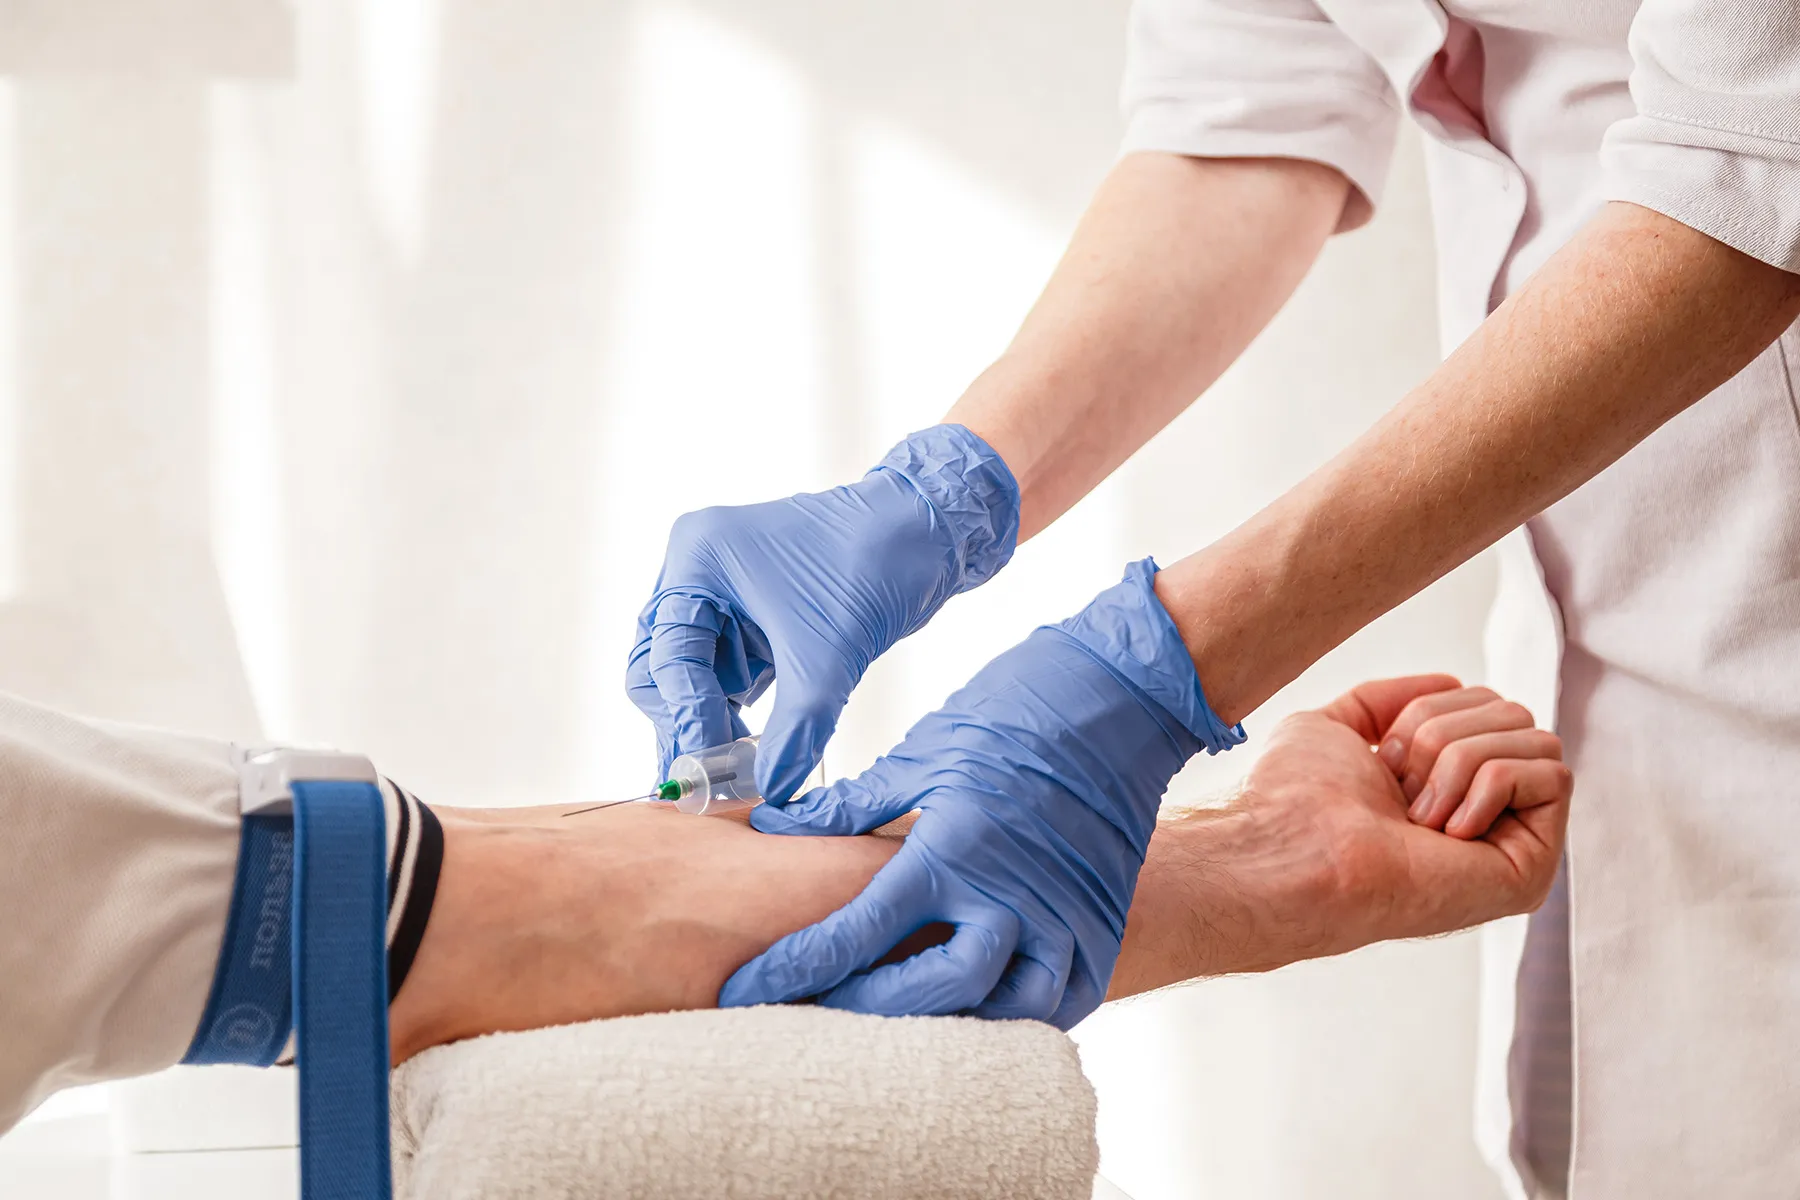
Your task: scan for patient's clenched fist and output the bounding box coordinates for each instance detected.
[1367,683,1567,839]
[1297,674,1573,944]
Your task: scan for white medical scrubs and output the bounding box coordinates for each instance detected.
[1125,2,1800,1197]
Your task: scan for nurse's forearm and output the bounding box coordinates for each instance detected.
[945,151,1347,540]
[1155,201,1800,724]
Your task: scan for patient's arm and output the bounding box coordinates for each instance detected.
[388,677,1568,1061]
[387,801,903,1063]
[1108,677,1569,999]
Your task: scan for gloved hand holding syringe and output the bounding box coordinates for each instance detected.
[564,735,765,818]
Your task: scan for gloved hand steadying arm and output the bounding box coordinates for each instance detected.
[626,425,1019,803]
[719,558,1244,1029]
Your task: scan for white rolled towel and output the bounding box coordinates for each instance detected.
[391,1005,1099,1200]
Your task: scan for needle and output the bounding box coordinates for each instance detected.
[561,793,657,818]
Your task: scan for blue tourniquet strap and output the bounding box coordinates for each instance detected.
[181,815,297,1066]
[292,779,392,1200]
[181,775,392,1200]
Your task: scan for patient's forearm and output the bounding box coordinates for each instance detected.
[387,804,902,1063]
[867,806,1326,1000]
[1107,805,1333,1000]
[389,799,1318,1061]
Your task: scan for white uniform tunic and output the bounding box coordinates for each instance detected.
[1125,2,1800,1197]
[0,693,243,1133]
[0,692,429,1135]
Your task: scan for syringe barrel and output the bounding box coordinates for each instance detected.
[668,736,762,815]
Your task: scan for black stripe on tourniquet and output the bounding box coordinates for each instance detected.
[386,787,443,1004]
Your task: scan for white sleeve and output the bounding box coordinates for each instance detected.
[1602,1,1800,273]
[1120,0,1401,232]
[0,691,240,1133]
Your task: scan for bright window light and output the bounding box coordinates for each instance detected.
[840,118,1122,767]
[583,2,825,791]
[210,85,292,740]
[358,0,440,261]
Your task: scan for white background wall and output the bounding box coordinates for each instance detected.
[0,2,1501,1196]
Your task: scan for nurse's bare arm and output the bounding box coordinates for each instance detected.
[944,151,1349,539]
[1147,201,1800,727]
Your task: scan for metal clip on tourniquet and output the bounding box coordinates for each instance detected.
[182,747,393,1200]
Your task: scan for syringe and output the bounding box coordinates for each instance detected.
[563,735,764,819]
[659,735,763,815]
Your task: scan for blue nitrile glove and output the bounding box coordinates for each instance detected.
[719,558,1245,1029]
[626,424,1019,804]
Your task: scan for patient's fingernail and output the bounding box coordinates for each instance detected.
[1408,783,1436,823]
[1379,739,1404,771]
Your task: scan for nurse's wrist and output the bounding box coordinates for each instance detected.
[943,353,1087,543]
[1149,512,1336,728]
[1060,558,1244,758]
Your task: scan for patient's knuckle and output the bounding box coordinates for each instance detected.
[1498,701,1534,727]
[1436,742,1477,782]
[1470,757,1510,789]
[1393,697,1432,734]
[1412,721,1450,762]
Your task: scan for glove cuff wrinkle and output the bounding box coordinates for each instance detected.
[1060,558,1247,757]
[874,424,1021,594]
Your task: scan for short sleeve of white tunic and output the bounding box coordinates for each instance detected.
[1604,2,1800,273]
[1120,0,1401,232]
